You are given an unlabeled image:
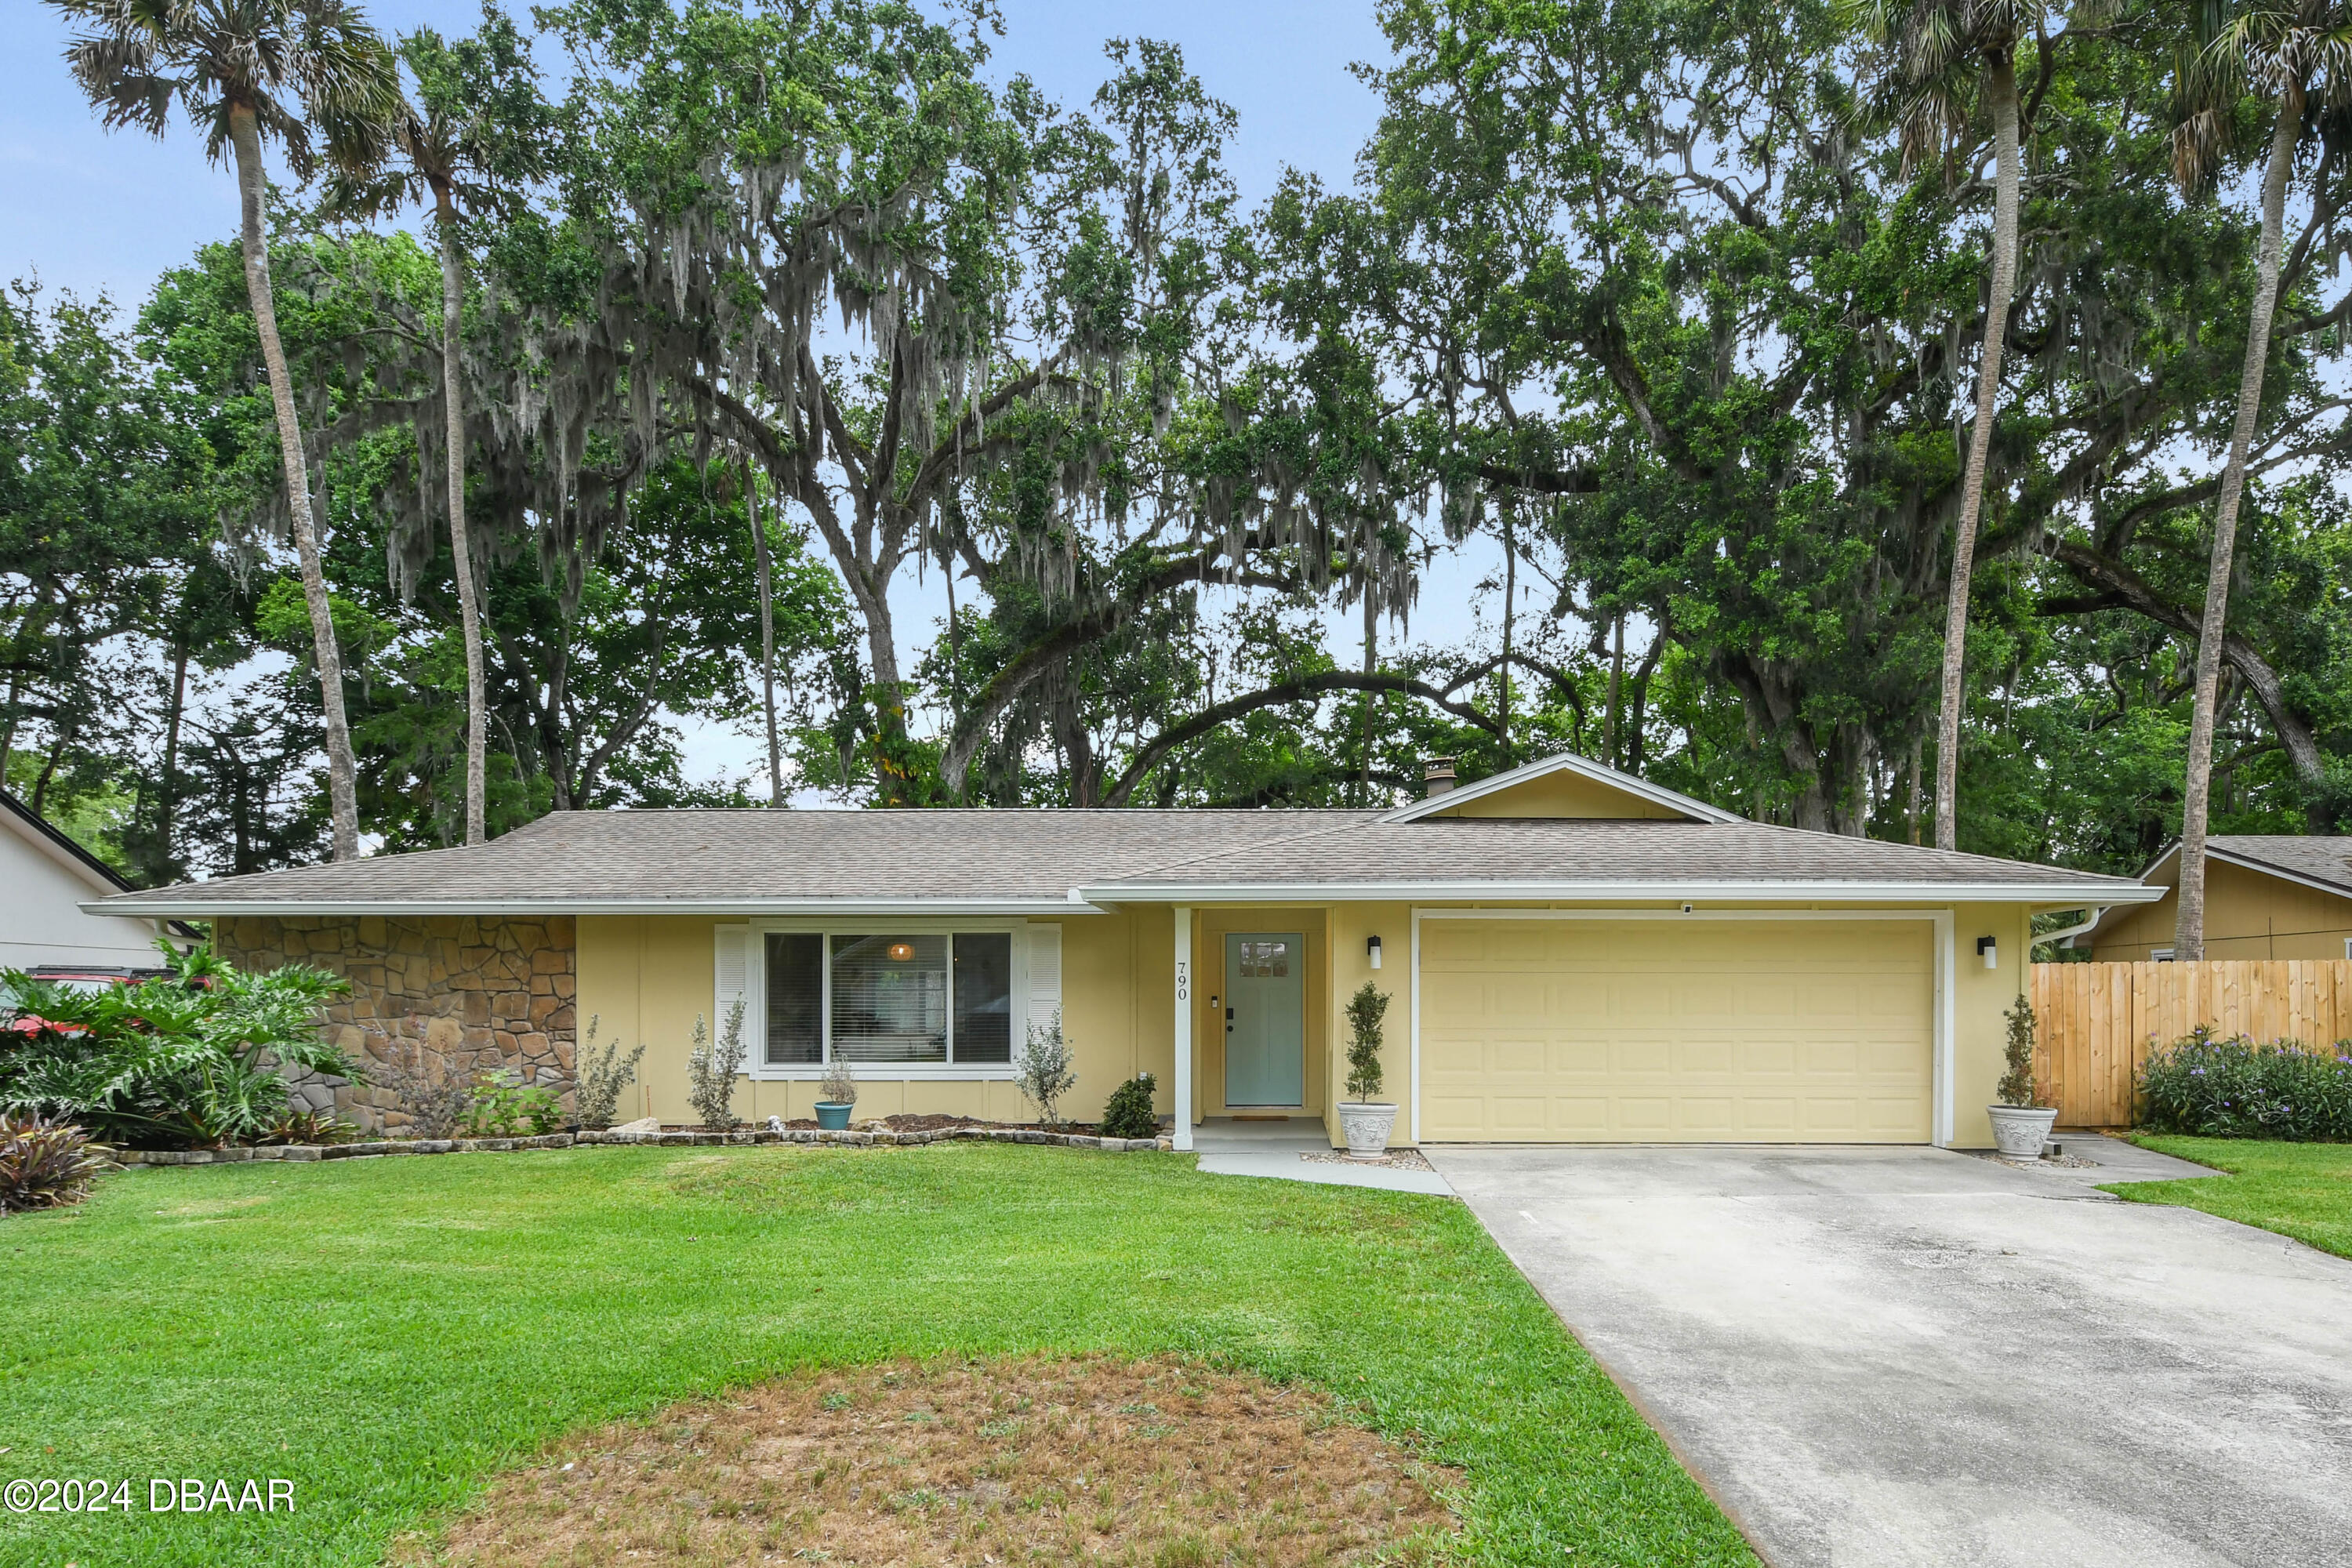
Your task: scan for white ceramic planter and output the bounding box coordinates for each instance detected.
[1337,1102,1399,1160]
[1987,1105,2058,1159]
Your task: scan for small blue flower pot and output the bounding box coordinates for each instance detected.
[815,1102,854,1131]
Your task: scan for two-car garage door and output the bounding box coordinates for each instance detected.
[1419,918,1934,1142]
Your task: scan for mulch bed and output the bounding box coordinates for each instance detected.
[405,1356,1457,1567]
[671,1114,1110,1135]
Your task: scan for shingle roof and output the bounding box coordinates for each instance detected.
[89,805,2148,914]
[2206,836,2352,898]
[1091,817,2145,894]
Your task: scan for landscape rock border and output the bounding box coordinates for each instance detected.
[104,1125,1173,1167]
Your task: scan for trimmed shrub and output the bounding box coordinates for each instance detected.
[686,1002,748,1134]
[1996,996,2043,1109]
[1,1116,108,1214]
[574,1015,646,1131]
[1344,982,1391,1102]
[1014,1009,1076,1129]
[463,1069,564,1138]
[2139,1027,2352,1141]
[373,1040,475,1140]
[1099,1073,1159,1139]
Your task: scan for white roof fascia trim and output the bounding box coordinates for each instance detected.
[82,897,1109,919]
[1381,751,1745,826]
[1076,880,2162,905]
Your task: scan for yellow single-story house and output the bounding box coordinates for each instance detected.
[2070,837,2352,962]
[92,752,2154,1149]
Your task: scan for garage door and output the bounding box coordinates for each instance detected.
[1419,918,1933,1142]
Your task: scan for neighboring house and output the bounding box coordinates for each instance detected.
[2,789,180,975]
[2071,837,2352,963]
[88,751,2154,1149]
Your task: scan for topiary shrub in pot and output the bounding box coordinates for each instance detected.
[1987,996,2058,1157]
[1338,982,1397,1160]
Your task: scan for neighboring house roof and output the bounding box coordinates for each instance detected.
[88,800,2152,916]
[2190,837,2352,900]
[2,788,134,896]
[2072,836,2352,944]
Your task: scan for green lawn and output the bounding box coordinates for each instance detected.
[0,1145,1751,1567]
[2115,1136,2352,1259]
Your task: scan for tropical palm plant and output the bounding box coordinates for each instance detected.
[47,0,400,862]
[2169,0,2352,957]
[1,940,354,1149]
[1846,0,2047,850]
[328,8,551,846]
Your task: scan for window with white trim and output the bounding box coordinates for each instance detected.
[753,924,1026,1071]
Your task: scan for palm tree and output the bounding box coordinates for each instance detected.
[333,11,548,846]
[2169,0,2352,956]
[51,0,399,862]
[1848,0,2044,851]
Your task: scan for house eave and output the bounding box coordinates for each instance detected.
[1074,880,2165,906]
[81,896,1110,920]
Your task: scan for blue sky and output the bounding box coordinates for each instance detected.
[8,0,1516,792]
[6,0,1392,306]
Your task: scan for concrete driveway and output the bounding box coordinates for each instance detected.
[1428,1139,2352,1568]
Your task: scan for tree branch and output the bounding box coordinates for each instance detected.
[1102,670,1504,806]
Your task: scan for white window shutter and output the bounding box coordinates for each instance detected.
[1028,923,1062,1042]
[713,924,750,1044]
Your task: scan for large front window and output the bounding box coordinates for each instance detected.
[763,930,1014,1068]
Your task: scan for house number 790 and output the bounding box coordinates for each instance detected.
[1175,960,1189,1004]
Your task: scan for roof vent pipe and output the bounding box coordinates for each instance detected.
[1422,758,1457,799]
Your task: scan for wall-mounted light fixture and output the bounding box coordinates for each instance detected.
[1367,935,1384,971]
[1976,935,1998,971]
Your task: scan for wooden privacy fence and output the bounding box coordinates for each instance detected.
[2029,960,2352,1127]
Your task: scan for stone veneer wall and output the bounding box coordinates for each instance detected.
[216,915,576,1132]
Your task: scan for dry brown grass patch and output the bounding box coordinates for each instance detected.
[407,1356,1457,1566]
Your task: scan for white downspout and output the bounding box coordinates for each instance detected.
[2033,907,2107,953]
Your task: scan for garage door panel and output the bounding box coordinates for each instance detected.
[1421,920,1933,1143]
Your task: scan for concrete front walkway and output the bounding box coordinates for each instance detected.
[1190,1119,1454,1196]
[1428,1138,2352,1568]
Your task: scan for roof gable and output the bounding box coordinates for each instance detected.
[2,789,130,896]
[2130,837,2352,902]
[1384,751,1742,825]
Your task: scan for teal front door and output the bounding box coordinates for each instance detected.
[1225,932,1305,1107]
